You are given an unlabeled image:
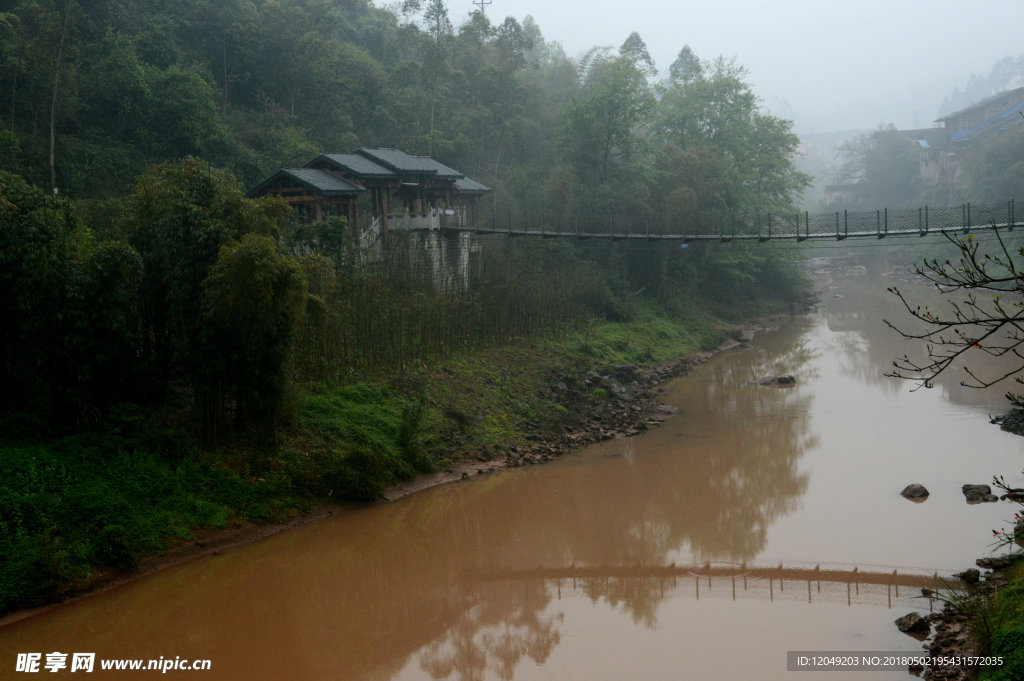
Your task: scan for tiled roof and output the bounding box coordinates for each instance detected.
[249,168,366,197]
[356,147,439,174]
[309,153,395,178]
[414,156,464,179]
[252,147,488,199]
[454,177,491,194]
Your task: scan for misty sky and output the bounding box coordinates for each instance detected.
[445,0,1024,134]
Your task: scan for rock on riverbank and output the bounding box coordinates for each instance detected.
[990,408,1024,436]
[381,357,701,499]
[909,554,1022,680]
[383,320,790,500]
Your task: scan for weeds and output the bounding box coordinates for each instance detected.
[0,425,300,613]
[928,577,1010,656]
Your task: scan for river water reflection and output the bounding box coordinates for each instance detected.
[3,275,1024,680]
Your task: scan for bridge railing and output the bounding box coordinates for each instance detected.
[471,198,1024,240]
[463,561,957,609]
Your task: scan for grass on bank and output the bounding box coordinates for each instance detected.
[980,560,1024,680]
[284,298,728,499]
[0,406,301,613]
[0,297,735,614]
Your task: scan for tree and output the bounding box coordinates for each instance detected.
[668,45,701,85]
[422,0,453,154]
[619,31,656,79]
[652,54,808,219]
[199,233,306,440]
[964,128,1024,203]
[558,40,655,212]
[0,169,82,413]
[65,240,144,410]
[836,126,922,207]
[143,64,231,161]
[49,0,72,195]
[120,157,289,383]
[886,230,1024,400]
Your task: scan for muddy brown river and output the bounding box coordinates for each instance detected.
[3,274,1024,680]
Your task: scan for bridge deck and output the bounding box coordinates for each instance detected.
[464,562,963,607]
[461,222,1019,242]
[465,562,954,589]
[389,199,1024,242]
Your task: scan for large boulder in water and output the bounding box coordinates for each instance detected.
[752,375,796,387]
[957,568,981,585]
[900,484,930,500]
[962,484,998,504]
[895,612,929,634]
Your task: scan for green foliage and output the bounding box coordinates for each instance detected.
[691,243,808,313]
[965,128,1024,203]
[121,157,289,383]
[143,65,230,160]
[0,421,297,613]
[836,126,923,208]
[554,300,723,365]
[396,388,429,469]
[978,578,1024,679]
[0,170,85,415]
[0,127,20,170]
[0,0,811,239]
[293,383,433,501]
[985,625,1024,680]
[652,55,809,217]
[65,240,144,409]
[284,215,352,265]
[929,578,1013,657]
[559,45,655,212]
[199,234,307,440]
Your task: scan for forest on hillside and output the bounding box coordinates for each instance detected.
[0,0,808,216]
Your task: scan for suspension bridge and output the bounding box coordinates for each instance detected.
[464,561,966,609]
[405,199,1024,243]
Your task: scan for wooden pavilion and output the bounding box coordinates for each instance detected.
[250,147,490,236]
[248,167,365,225]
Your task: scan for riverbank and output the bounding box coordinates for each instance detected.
[1,327,758,626]
[380,326,771,501]
[990,408,1024,437]
[0,291,807,619]
[910,412,1024,680]
[911,553,1024,680]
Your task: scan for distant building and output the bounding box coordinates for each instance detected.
[926,87,1024,199]
[857,88,1024,205]
[935,87,1024,141]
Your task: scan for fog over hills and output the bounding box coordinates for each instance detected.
[444,0,1024,133]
